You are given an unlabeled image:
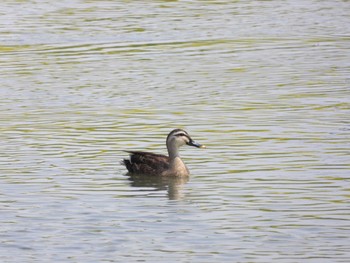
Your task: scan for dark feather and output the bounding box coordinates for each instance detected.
[122,151,170,175]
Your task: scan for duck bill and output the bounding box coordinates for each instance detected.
[187,139,206,148]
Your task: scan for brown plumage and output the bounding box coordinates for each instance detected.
[123,151,170,175]
[122,129,205,177]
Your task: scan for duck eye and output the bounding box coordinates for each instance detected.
[176,133,186,137]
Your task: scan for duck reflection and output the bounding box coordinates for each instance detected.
[128,174,189,200]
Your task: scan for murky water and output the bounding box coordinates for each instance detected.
[1,1,350,262]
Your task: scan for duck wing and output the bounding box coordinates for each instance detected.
[122,151,170,175]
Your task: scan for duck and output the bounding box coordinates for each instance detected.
[122,129,205,177]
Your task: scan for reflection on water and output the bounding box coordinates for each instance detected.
[1,0,350,262]
[128,174,189,200]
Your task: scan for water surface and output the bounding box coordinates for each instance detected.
[1,1,350,262]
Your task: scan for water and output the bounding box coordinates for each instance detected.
[1,0,350,262]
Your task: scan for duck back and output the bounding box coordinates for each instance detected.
[123,151,170,176]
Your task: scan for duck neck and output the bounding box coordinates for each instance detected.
[167,142,180,161]
[166,141,189,175]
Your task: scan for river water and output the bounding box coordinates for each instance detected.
[1,1,350,262]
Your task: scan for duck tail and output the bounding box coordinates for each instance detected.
[122,159,134,173]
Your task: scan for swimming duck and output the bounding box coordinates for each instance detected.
[122,129,205,177]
